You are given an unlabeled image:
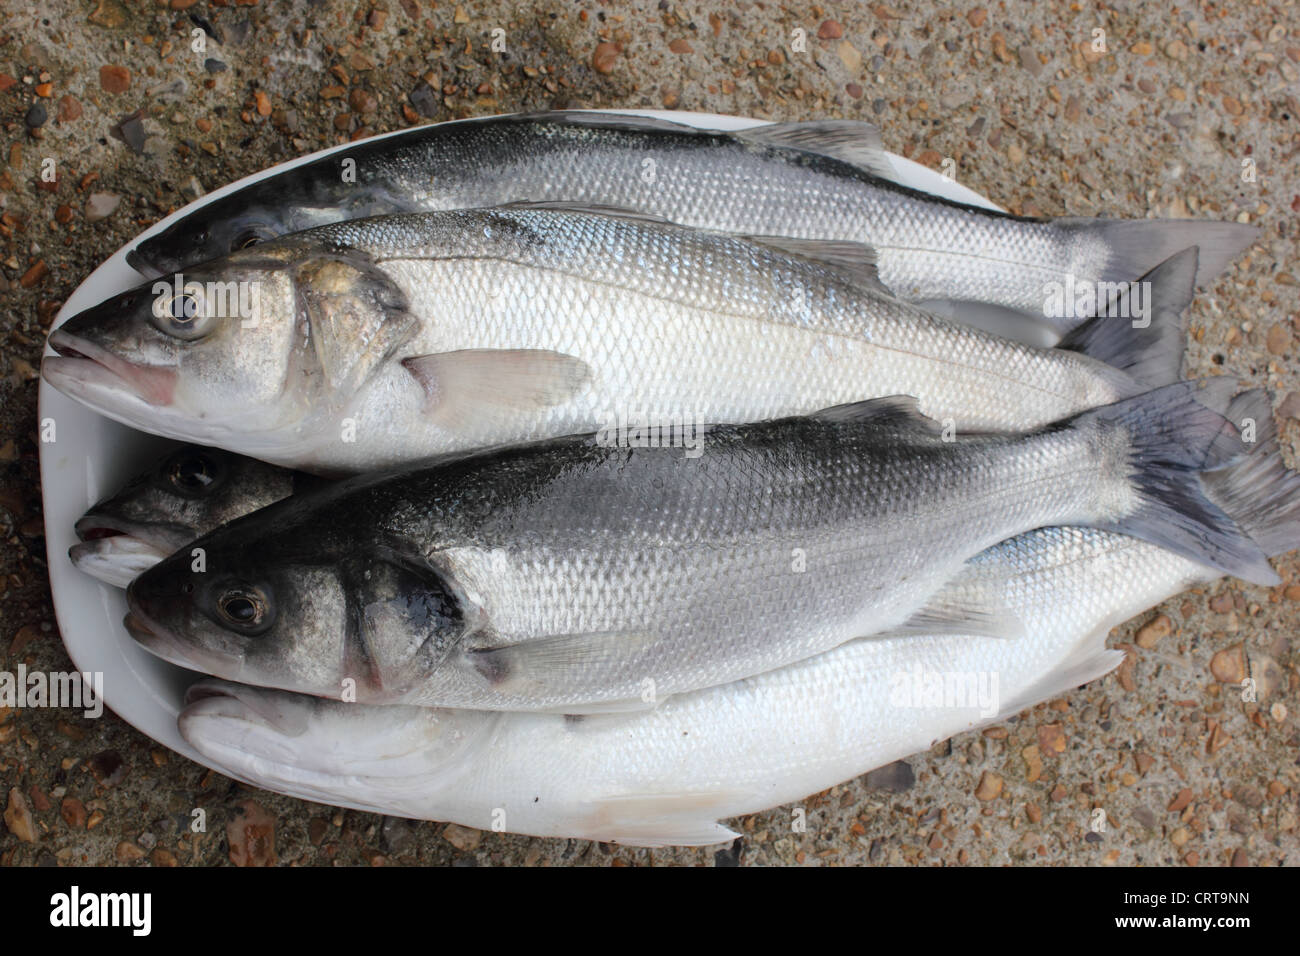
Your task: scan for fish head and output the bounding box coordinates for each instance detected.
[45,244,417,455]
[178,679,497,804]
[126,511,471,703]
[126,191,298,277]
[70,445,301,587]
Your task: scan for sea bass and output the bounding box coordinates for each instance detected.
[127,111,1255,331]
[125,382,1275,713]
[45,207,1194,473]
[70,445,310,588]
[175,394,1300,846]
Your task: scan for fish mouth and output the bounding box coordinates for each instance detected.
[125,244,169,279]
[44,329,178,407]
[123,609,224,677]
[181,679,309,737]
[69,536,171,588]
[74,513,191,554]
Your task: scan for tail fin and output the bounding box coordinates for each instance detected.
[1201,390,1300,559]
[1075,380,1279,586]
[1060,217,1258,291]
[1056,247,1197,389]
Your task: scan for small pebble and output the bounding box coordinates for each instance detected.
[227,800,277,867]
[85,192,120,223]
[592,42,620,74]
[409,82,437,117]
[975,771,1003,801]
[57,95,81,122]
[1209,644,1246,684]
[443,823,482,851]
[4,788,38,843]
[111,111,147,153]
[99,64,130,93]
[1136,614,1172,649]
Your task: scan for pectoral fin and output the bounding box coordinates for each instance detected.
[402,349,592,426]
[461,629,662,708]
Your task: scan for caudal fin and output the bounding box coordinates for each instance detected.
[1056,247,1197,389]
[1076,380,1279,586]
[1201,390,1300,559]
[1060,217,1257,292]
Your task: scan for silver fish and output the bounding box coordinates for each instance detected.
[175,395,1300,846]
[127,111,1255,332]
[45,207,1194,474]
[125,382,1275,713]
[70,445,310,588]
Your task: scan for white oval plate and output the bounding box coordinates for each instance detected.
[39,111,1003,769]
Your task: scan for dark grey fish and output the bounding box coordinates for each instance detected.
[125,382,1275,713]
[71,445,314,587]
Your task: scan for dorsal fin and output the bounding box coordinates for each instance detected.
[497,201,887,295]
[497,199,678,227]
[811,395,943,433]
[740,234,888,295]
[516,109,712,136]
[521,111,904,187]
[736,119,902,184]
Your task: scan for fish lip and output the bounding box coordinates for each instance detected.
[44,330,179,407]
[74,513,190,553]
[69,537,170,588]
[125,245,167,279]
[181,680,305,736]
[122,609,217,675]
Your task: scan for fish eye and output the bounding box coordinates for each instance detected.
[230,226,272,252]
[167,293,200,321]
[191,227,209,246]
[163,448,224,496]
[150,289,216,341]
[215,584,274,634]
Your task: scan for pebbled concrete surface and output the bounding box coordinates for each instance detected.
[1,0,1298,866]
